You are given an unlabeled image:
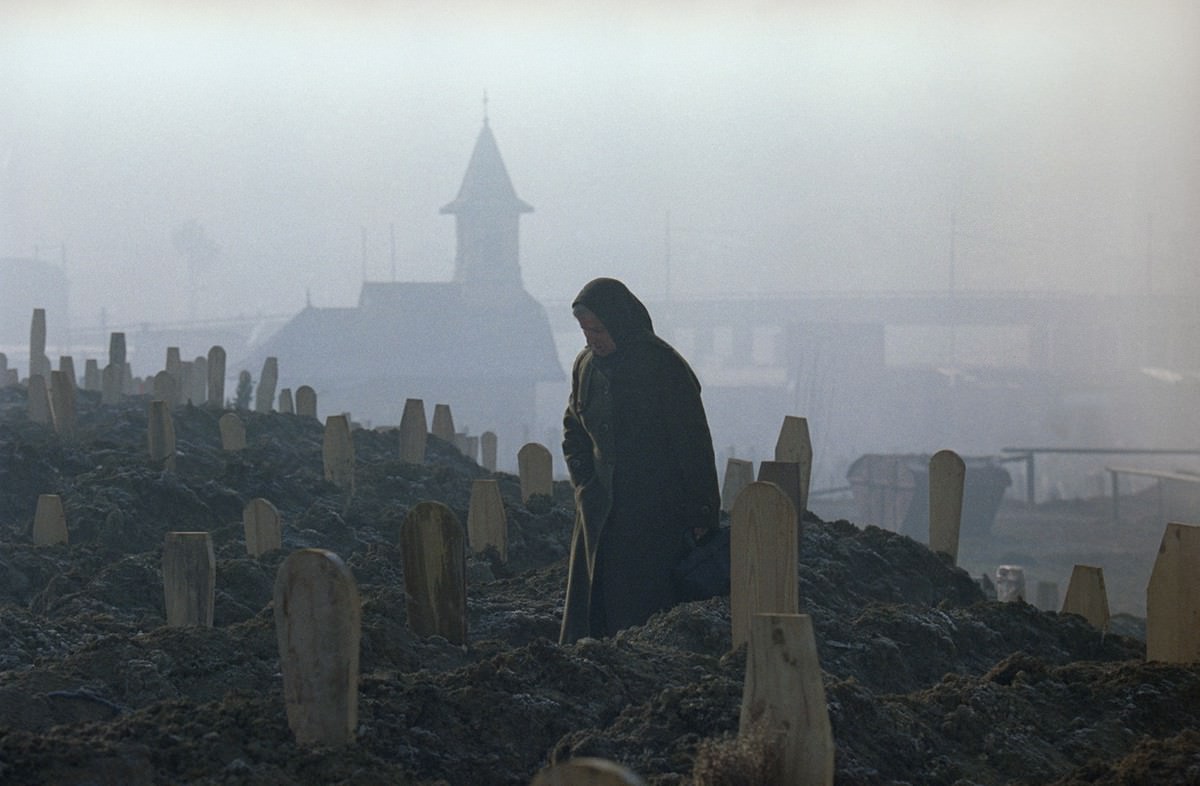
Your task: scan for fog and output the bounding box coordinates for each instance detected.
[3,2,1198,493]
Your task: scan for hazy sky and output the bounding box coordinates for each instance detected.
[2,1,1197,328]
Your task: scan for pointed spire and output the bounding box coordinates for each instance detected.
[440,120,532,215]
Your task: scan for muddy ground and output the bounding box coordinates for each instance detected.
[0,386,1197,785]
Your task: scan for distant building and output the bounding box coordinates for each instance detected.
[242,120,563,462]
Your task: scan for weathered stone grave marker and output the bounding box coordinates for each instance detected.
[33,493,68,546]
[1146,522,1200,663]
[273,548,361,747]
[774,415,813,515]
[431,403,455,443]
[256,356,278,413]
[531,758,647,785]
[27,374,51,424]
[721,458,754,513]
[756,461,803,520]
[243,497,282,557]
[928,449,965,563]
[219,412,246,451]
[323,415,354,491]
[148,399,177,471]
[518,442,554,504]
[278,388,294,414]
[468,479,507,562]
[731,481,799,650]
[1061,564,1110,631]
[481,430,498,472]
[740,613,834,786]
[399,398,427,464]
[400,501,467,645]
[162,531,215,627]
[295,385,317,418]
[207,345,226,407]
[49,370,76,438]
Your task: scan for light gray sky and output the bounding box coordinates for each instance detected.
[2,1,1197,327]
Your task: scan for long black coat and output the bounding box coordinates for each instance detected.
[559,334,720,644]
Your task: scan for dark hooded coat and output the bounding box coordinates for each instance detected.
[559,278,720,644]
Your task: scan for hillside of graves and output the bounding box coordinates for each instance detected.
[1,384,1198,785]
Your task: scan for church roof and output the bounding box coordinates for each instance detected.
[440,122,533,215]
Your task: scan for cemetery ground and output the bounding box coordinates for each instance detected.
[0,386,1197,785]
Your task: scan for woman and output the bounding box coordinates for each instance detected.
[559,277,720,644]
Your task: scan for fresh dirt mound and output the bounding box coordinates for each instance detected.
[0,386,1193,785]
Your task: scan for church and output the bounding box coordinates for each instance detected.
[242,120,564,460]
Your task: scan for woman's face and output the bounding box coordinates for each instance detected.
[576,312,616,357]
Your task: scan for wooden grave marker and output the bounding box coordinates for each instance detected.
[58,355,77,390]
[255,356,278,413]
[273,548,361,747]
[399,398,427,464]
[33,493,68,546]
[49,370,76,439]
[757,461,803,520]
[101,362,122,404]
[323,414,354,491]
[928,449,965,563]
[219,412,246,451]
[84,358,100,391]
[1061,564,1110,631]
[518,442,554,504]
[29,308,50,380]
[481,430,498,472]
[148,400,177,471]
[162,531,215,627]
[278,387,294,414]
[295,385,317,418]
[153,370,178,408]
[109,331,126,369]
[400,501,467,645]
[27,374,51,424]
[730,481,799,650]
[207,345,226,407]
[740,613,834,786]
[531,758,647,786]
[431,403,455,443]
[467,479,507,562]
[189,355,207,405]
[244,497,283,557]
[774,415,813,515]
[1146,522,1200,663]
[722,458,754,513]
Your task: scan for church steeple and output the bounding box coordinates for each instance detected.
[440,119,533,287]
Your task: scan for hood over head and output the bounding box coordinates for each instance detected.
[572,277,654,346]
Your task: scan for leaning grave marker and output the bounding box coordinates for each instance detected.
[730,481,799,650]
[928,448,965,563]
[147,400,177,471]
[256,356,278,414]
[400,501,468,646]
[49,370,76,439]
[1146,522,1200,663]
[721,457,754,513]
[273,548,361,747]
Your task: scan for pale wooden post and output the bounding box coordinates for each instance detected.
[219,412,246,451]
[1146,522,1200,663]
[399,398,428,464]
[33,493,68,546]
[774,415,813,515]
[49,370,76,439]
[83,358,100,392]
[1035,581,1059,612]
[244,497,283,557]
[1061,564,1110,631]
[162,531,215,627]
[518,442,554,504]
[295,385,317,418]
[58,355,77,390]
[481,431,498,472]
[153,370,178,407]
[323,415,354,491]
[722,458,754,513]
[273,548,361,747]
[928,449,965,563]
[278,388,294,414]
[29,308,50,380]
[757,461,803,520]
[741,613,834,786]
[531,758,647,785]
[730,482,799,650]
[255,357,278,413]
[467,479,507,562]
[400,501,467,645]
[27,374,52,424]
[431,403,455,442]
[207,345,226,408]
[148,399,177,471]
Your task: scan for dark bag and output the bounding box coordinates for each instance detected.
[672,526,731,602]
